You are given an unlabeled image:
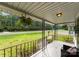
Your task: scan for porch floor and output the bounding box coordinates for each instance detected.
[31,41,75,57]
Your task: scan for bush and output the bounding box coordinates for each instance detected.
[58,35,73,43]
[47,39,53,43]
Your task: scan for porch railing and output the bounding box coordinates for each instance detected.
[0,35,52,57]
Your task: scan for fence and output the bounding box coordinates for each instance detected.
[0,35,53,57]
[0,39,41,57]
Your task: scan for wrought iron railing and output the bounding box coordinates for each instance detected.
[0,36,52,57]
[0,39,41,57]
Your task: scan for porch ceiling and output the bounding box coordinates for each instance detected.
[0,2,79,24]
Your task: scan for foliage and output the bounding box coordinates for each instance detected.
[47,39,53,43]
[0,32,42,57]
[0,11,52,32]
[57,35,73,43]
[20,16,32,25]
[61,25,68,30]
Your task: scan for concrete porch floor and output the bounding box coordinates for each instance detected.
[31,41,75,57]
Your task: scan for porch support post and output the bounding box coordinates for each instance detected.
[42,20,46,50]
[77,33,79,48]
[67,25,71,34]
[52,24,54,41]
[72,26,77,47]
[75,17,79,48]
[54,24,58,40]
[68,24,77,47]
[75,20,79,48]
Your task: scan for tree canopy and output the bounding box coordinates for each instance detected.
[0,11,52,32]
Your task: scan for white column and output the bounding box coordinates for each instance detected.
[73,31,77,47]
[71,26,77,48]
[67,25,71,34]
[68,25,77,47]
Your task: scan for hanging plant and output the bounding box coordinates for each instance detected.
[19,16,32,25]
[25,17,32,25]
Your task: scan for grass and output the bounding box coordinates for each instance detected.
[0,32,43,49]
[57,35,73,43]
[0,32,43,57]
[0,31,49,57]
[0,30,73,57]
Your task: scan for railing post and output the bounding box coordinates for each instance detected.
[34,40,35,52]
[30,41,32,56]
[37,39,39,50]
[33,41,35,54]
[52,24,54,41]
[53,24,58,40]
[31,41,33,55]
[34,40,36,52]
[28,42,30,56]
[26,42,29,57]
[42,20,46,50]
[4,49,5,57]
[10,47,12,57]
[20,44,22,57]
[16,45,17,57]
[36,40,38,51]
[35,40,37,52]
[23,43,26,57]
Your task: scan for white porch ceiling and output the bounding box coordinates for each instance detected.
[0,2,79,24]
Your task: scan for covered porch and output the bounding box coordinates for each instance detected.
[31,41,75,57]
[0,2,78,57]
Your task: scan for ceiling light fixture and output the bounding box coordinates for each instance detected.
[56,12,63,17]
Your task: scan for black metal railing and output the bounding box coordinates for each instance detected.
[0,35,53,57]
[0,39,41,57]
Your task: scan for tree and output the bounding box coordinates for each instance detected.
[61,25,68,30]
[0,11,54,32]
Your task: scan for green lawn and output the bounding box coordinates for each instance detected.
[0,32,43,49]
[0,32,44,57]
[0,30,73,57]
[57,35,73,43]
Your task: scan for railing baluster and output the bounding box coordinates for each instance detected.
[37,40,40,50]
[26,42,28,56]
[31,41,33,55]
[30,41,32,56]
[28,42,30,56]
[36,40,38,51]
[33,41,34,54]
[0,39,42,57]
[35,40,36,52]
[36,40,38,50]
[4,49,5,57]
[23,43,26,57]
[10,47,12,57]
[16,46,17,57]
[34,40,36,53]
[20,44,22,57]
[32,41,34,54]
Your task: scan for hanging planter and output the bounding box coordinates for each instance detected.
[19,16,32,25]
[25,17,32,25]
